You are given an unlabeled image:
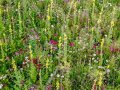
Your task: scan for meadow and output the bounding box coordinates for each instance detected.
[0,0,120,90]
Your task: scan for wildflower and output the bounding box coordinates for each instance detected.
[36,64,42,70]
[29,86,35,90]
[15,52,19,56]
[109,46,119,53]
[46,84,52,90]
[57,74,60,78]
[56,80,60,90]
[93,54,96,57]
[93,44,97,49]
[50,40,58,45]
[106,69,110,73]
[69,42,75,47]
[32,58,38,65]
[61,75,64,78]
[0,84,3,89]
[50,73,53,77]
[25,56,28,60]
[98,66,104,69]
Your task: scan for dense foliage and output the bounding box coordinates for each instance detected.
[0,0,120,90]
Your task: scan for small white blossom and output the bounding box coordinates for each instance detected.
[92,58,95,60]
[61,75,64,78]
[98,66,104,69]
[106,69,110,73]
[50,73,53,77]
[0,77,3,80]
[56,74,60,78]
[93,54,96,57]
[0,84,3,89]
[25,56,28,60]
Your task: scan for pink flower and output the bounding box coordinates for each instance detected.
[50,40,58,45]
[109,46,119,53]
[46,84,52,90]
[69,42,75,47]
[93,44,97,49]
[15,52,19,56]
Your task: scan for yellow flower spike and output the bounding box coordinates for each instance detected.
[58,36,62,48]
[111,20,115,27]
[101,38,104,48]
[64,33,67,41]
[46,58,49,68]
[29,44,33,59]
[18,2,21,9]
[56,80,60,90]
[47,5,50,21]
[98,72,103,87]
[12,58,17,71]
[47,15,50,21]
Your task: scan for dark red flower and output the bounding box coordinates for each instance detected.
[69,42,75,47]
[19,48,23,54]
[36,64,42,70]
[50,40,58,45]
[53,34,57,37]
[32,58,38,65]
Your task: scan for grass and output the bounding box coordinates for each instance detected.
[0,0,120,90]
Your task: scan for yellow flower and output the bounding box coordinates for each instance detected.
[47,15,50,20]
[12,58,17,71]
[56,80,60,90]
[58,36,62,48]
[46,58,49,68]
[29,45,33,59]
[101,38,104,48]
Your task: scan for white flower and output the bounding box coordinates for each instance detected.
[105,35,107,37]
[56,74,60,78]
[92,58,95,60]
[51,25,54,28]
[0,77,2,80]
[106,69,110,73]
[61,75,64,78]
[25,56,28,60]
[98,66,104,69]
[0,84,3,89]
[93,54,96,57]
[50,73,53,77]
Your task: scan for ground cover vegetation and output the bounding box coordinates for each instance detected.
[0,0,120,90]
